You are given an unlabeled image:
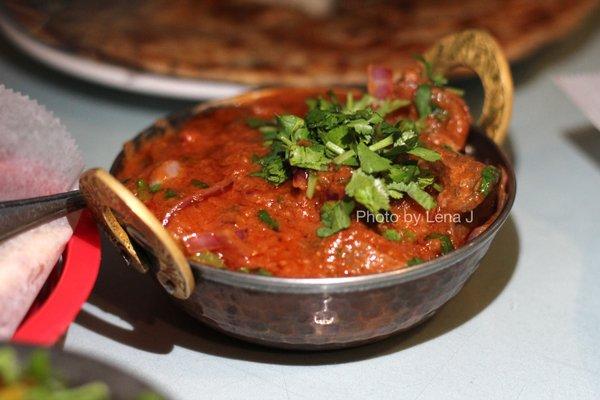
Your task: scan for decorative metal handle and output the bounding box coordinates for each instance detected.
[0,190,86,242]
[425,29,514,144]
[79,168,194,299]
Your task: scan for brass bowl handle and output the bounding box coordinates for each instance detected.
[79,168,194,299]
[424,29,514,145]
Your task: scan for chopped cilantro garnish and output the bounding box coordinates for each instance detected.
[149,183,162,193]
[415,84,432,118]
[246,117,275,128]
[407,146,441,162]
[480,166,500,196]
[306,171,317,199]
[164,188,178,199]
[382,228,416,243]
[244,80,475,238]
[382,229,402,242]
[427,233,455,254]
[345,170,389,214]
[387,181,436,210]
[389,164,419,184]
[238,266,273,276]
[316,199,355,237]
[190,251,225,268]
[407,257,425,266]
[256,267,272,276]
[136,179,148,191]
[356,142,391,173]
[414,54,448,87]
[288,144,329,170]
[191,179,209,189]
[252,152,289,185]
[258,209,280,231]
[135,179,151,201]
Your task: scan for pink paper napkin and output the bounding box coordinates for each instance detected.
[0,86,84,339]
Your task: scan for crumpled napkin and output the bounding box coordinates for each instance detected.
[0,86,84,339]
[555,72,600,131]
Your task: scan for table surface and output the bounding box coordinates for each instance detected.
[2,15,600,400]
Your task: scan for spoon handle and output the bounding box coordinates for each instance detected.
[0,190,86,242]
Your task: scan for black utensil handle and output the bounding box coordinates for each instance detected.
[0,190,86,242]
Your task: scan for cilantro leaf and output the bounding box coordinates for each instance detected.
[387,181,436,210]
[191,179,209,189]
[392,120,420,152]
[389,164,419,184]
[252,152,289,185]
[414,54,448,86]
[316,199,355,237]
[347,118,373,137]
[321,125,349,149]
[407,257,425,266]
[246,117,275,128]
[288,144,329,171]
[190,251,225,268]
[164,188,178,199]
[415,84,432,118]
[356,142,391,173]
[480,165,500,196]
[375,98,411,117]
[345,169,390,213]
[258,209,280,231]
[382,229,401,241]
[408,146,441,161]
[427,233,455,254]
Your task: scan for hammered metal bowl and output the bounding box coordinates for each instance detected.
[110,120,515,350]
[80,30,516,350]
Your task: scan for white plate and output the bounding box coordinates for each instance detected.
[0,13,250,100]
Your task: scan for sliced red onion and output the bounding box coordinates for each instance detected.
[367,65,394,99]
[182,232,224,253]
[162,178,233,226]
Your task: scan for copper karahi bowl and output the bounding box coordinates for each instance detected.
[83,30,516,350]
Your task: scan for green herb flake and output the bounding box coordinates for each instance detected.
[480,165,500,196]
[382,229,401,242]
[288,144,329,171]
[246,117,275,128]
[376,98,411,117]
[252,152,289,186]
[190,251,225,268]
[414,54,448,86]
[136,178,148,191]
[345,170,390,213]
[407,146,441,162]
[306,172,318,199]
[415,84,432,118]
[407,257,425,266]
[382,228,417,243]
[256,267,272,276]
[164,188,178,199]
[317,199,355,237]
[387,181,436,210]
[191,179,209,189]
[149,183,162,193]
[427,233,455,254]
[356,142,392,173]
[258,209,280,231]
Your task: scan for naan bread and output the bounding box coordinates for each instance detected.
[3,0,598,86]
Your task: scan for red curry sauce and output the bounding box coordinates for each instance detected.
[117,67,503,278]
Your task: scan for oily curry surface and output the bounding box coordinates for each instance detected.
[117,64,505,278]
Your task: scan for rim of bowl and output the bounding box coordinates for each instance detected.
[111,93,516,295]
